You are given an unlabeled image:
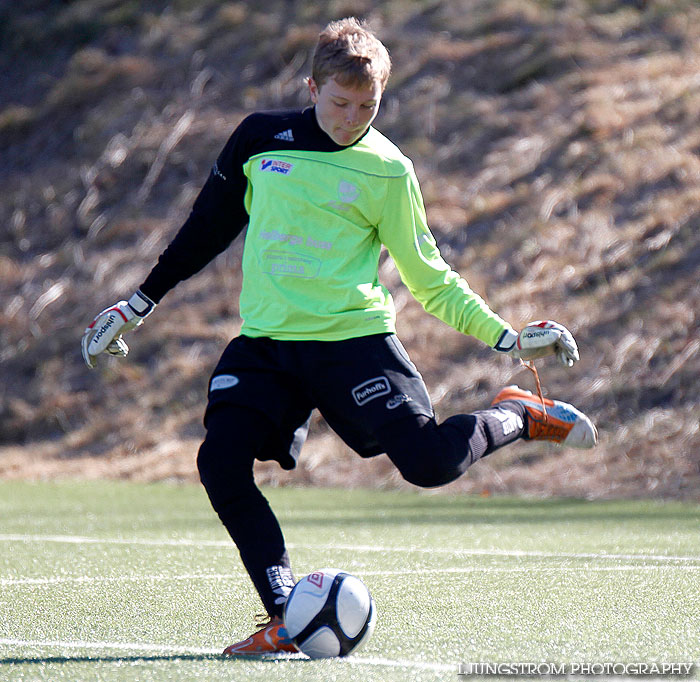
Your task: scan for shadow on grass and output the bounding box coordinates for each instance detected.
[0,653,308,665]
[0,654,219,665]
[276,496,700,528]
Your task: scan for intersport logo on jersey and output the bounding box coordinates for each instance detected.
[260,158,293,175]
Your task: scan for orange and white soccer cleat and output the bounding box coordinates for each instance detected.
[222,616,298,656]
[492,385,598,448]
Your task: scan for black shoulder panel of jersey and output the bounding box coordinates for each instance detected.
[139,108,346,302]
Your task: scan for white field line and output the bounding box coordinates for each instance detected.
[0,534,230,547]
[0,573,244,587]
[0,638,454,672]
[3,564,699,587]
[0,533,699,565]
[361,565,700,575]
[0,638,220,656]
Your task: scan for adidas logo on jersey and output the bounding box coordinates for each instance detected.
[274,129,294,142]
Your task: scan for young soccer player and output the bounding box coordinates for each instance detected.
[82,18,597,655]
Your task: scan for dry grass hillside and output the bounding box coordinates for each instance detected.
[1,0,698,499]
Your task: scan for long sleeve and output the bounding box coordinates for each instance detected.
[377,168,511,347]
[139,118,254,302]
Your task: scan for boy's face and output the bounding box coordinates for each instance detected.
[309,76,382,146]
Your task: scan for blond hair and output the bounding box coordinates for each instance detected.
[311,17,391,91]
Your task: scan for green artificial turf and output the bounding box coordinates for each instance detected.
[0,481,698,681]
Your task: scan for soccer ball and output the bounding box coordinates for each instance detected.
[283,568,376,658]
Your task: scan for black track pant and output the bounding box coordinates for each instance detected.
[197,399,525,617]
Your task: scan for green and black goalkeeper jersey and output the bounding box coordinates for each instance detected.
[140,107,510,345]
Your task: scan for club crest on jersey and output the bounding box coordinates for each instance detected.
[260,158,293,175]
[326,180,360,212]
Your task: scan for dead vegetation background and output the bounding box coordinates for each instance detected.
[1,0,698,499]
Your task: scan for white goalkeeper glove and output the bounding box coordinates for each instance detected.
[493,320,580,367]
[81,290,156,369]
